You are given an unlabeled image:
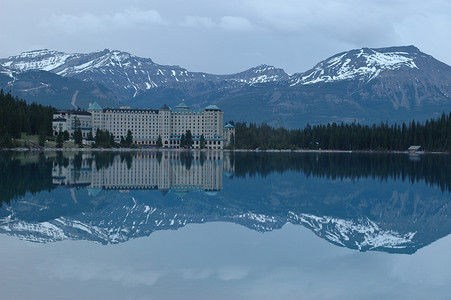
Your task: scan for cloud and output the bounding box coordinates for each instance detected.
[38,259,161,287]
[240,0,399,42]
[217,266,250,280]
[180,266,250,281]
[183,16,215,29]
[41,8,166,33]
[180,267,214,280]
[182,15,259,32]
[219,16,257,32]
[2,0,450,74]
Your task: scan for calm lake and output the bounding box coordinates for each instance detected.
[1,151,450,299]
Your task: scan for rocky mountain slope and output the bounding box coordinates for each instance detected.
[0,49,285,101]
[1,46,450,126]
[0,68,120,108]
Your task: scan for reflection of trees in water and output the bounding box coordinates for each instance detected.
[56,152,69,168]
[1,151,450,207]
[0,152,55,207]
[156,151,162,164]
[199,152,206,166]
[233,152,451,192]
[73,153,83,171]
[120,153,133,169]
[93,152,116,170]
[179,152,193,170]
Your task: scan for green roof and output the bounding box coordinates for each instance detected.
[174,102,190,110]
[88,102,103,111]
[205,105,220,110]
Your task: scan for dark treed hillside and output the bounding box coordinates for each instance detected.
[0,89,55,147]
[233,113,451,151]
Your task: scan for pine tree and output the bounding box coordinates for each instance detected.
[87,131,94,141]
[73,128,83,147]
[185,130,193,149]
[180,134,186,148]
[229,133,235,149]
[125,130,133,147]
[38,132,46,147]
[38,124,47,147]
[200,134,206,149]
[56,132,64,148]
[109,133,115,147]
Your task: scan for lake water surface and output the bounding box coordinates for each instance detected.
[1,151,450,299]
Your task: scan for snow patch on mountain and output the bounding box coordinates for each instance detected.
[232,211,280,231]
[2,49,77,72]
[290,48,420,86]
[228,64,289,85]
[0,66,14,79]
[289,212,416,251]
[0,203,419,251]
[0,219,68,243]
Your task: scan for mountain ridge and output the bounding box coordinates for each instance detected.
[1,45,451,127]
[2,45,428,88]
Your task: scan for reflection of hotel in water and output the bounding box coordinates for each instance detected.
[52,152,234,194]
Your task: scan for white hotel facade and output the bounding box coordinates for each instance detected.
[53,102,235,150]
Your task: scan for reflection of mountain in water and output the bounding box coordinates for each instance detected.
[0,151,450,254]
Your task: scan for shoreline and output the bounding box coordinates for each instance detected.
[0,147,449,155]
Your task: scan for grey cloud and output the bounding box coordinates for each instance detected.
[182,16,216,28]
[0,0,450,74]
[40,8,167,33]
[219,16,259,32]
[37,258,162,287]
[182,15,260,32]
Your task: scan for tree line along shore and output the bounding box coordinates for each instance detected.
[1,90,451,152]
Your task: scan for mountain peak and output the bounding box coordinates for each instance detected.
[253,64,275,70]
[1,49,76,72]
[290,45,423,86]
[377,45,420,53]
[227,64,288,84]
[17,49,54,57]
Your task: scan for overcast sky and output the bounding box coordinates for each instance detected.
[1,0,450,74]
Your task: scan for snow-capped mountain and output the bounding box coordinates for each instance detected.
[0,49,79,72]
[289,212,417,251]
[0,49,285,101]
[0,194,425,253]
[0,68,120,108]
[225,64,289,84]
[289,46,423,86]
[1,46,451,126]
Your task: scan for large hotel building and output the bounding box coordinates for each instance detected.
[52,102,235,150]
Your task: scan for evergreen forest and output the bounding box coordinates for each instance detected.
[233,113,451,151]
[1,89,451,152]
[0,89,55,147]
